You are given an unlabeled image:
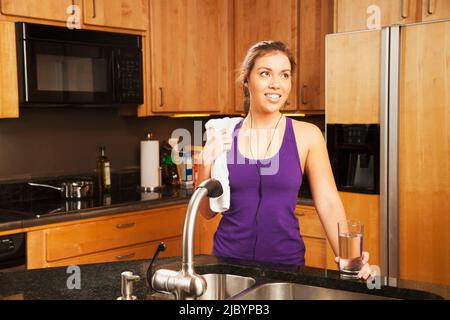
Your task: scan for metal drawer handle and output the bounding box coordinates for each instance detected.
[116,222,135,229]
[92,0,97,18]
[297,212,305,217]
[401,0,409,18]
[159,87,164,107]
[428,0,436,15]
[301,85,308,105]
[116,252,136,260]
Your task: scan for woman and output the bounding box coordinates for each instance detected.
[198,40,374,280]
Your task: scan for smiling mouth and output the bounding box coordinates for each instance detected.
[265,93,281,99]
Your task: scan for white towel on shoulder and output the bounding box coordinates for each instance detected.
[204,117,243,213]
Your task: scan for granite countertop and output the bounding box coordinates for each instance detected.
[0,255,445,300]
[0,181,314,233]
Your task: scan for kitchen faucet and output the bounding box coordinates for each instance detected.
[151,178,223,300]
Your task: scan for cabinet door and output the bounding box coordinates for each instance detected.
[296,205,327,268]
[0,21,18,118]
[0,0,74,22]
[325,192,380,271]
[399,21,450,285]
[299,0,333,113]
[234,0,298,112]
[326,30,381,124]
[83,0,148,31]
[150,0,232,113]
[335,0,418,33]
[421,0,450,21]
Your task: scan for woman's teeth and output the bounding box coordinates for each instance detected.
[265,93,281,102]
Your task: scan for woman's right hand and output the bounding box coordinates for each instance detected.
[199,128,232,167]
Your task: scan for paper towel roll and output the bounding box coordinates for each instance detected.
[140,140,160,189]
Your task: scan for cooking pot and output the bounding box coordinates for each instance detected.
[28,180,94,199]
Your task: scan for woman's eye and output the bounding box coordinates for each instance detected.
[260,71,270,77]
[281,73,290,80]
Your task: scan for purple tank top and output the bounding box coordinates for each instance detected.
[213,117,306,265]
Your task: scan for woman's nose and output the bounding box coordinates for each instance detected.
[269,78,280,89]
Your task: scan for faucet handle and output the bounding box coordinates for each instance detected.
[117,271,140,300]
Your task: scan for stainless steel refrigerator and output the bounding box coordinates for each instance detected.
[325,19,450,286]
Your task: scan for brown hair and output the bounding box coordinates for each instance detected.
[239,40,296,113]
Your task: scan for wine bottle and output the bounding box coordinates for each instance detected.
[97,146,111,193]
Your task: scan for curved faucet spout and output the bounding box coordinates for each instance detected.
[151,179,223,300]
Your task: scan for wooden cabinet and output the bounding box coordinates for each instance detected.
[27,204,187,269]
[421,0,450,21]
[326,193,380,270]
[399,21,450,285]
[234,0,298,113]
[0,21,18,119]
[296,205,327,268]
[82,0,148,31]
[299,0,334,112]
[196,213,221,255]
[149,0,233,114]
[335,0,418,33]
[0,0,74,22]
[326,29,381,124]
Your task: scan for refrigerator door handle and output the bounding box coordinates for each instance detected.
[427,0,436,15]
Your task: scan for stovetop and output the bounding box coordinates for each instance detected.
[0,186,192,221]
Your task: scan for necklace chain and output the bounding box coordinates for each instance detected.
[249,111,284,160]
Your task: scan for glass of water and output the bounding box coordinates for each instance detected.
[338,220,364,279]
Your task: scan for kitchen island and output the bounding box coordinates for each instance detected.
[0,255,446,300]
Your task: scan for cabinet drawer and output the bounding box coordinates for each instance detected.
[303,236,326,268]
[46,237,182,268]
[295,205,325,239]
[46,206,185,262]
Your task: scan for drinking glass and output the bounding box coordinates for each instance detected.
[338,220,364,279]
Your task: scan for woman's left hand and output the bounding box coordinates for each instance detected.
[334,252,377,280]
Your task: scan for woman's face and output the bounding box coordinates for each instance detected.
[246,51,292,114]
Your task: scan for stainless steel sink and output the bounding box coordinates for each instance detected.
[232,282,396,300]
[197,274,256,300]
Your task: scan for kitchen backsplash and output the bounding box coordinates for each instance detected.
[0,108,324,186]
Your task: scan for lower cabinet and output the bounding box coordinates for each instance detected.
[295,205,327,269]
[26,204,187,269]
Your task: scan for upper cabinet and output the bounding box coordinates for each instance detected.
[149,0,233,113]
[421,0,450,21]
[0,21,19,118]
[335,0,450,33]
[335,0,418,33]
[299,0,334,112]
[0,0,74,22]
[82,0,148,31]
[234,0,299,112]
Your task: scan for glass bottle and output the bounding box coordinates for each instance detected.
[97,146,111,193]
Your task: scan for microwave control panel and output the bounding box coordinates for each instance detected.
[116,49,143,104]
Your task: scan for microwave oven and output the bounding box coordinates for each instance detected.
[15,22,143,106]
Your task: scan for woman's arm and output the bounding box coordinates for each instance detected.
[304,125,346,257]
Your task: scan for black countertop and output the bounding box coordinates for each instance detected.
[0,184,314,233]
[0,255,445,300]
